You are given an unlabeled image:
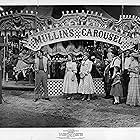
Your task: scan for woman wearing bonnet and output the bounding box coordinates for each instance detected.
[63,54,78,100]
[126,52,140,106]
[78,52,95,101]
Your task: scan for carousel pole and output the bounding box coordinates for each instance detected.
[101,42,104,62]
[34,4,38,86]
[121,5,125,72]
[0,36,4,104]
[0,50,2,104]
[2,36,6,84]
[0,45,2,104]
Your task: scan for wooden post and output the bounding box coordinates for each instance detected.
[121,5,124,72]
[138,43,140,52]
[0,49,2,104]
[0,36,4,104]
[2,37,6,84]
[122,52,124,72]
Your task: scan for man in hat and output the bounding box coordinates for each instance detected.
[34,49,51,102]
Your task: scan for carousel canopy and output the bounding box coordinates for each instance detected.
[0,5,140,52]
[0,5,140,20]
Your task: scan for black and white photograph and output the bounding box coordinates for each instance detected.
[1,0,140,139]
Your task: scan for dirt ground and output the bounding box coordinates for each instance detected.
[0,90,140,128]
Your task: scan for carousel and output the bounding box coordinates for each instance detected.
[0,6,140,96]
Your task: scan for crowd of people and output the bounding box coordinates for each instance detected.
[33,45,140,107]
[3,41,140,107]
[63,48,140,106]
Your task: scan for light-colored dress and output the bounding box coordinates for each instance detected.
[15,53,31,73]
[126,59,140,106]
[78,59,95,94]
[63,61,78,94]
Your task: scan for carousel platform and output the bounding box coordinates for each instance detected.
[2,78,105,96]
[2,81,35,90]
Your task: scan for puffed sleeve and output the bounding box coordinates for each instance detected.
[72,62,77,73]
[34,57,38,71]
[88,60,93,73]
[135,66,139,74]
[65,62,68,73]
[114,58,121,68]
[79,61,84,74]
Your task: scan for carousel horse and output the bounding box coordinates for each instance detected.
[14,52,35,81]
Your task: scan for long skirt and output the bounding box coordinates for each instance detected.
[15,60,30,72]
[63,71,78,94]
[110,83,123,97]
[78,74,95,94]
[126,77,140,106]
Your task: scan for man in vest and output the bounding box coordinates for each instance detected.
[33,50,51,102]
[122,50,131,101]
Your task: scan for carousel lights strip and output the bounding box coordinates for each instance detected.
[119,14,140,20]
[61,10,101,17]
[0,10,37,18]
[0,8,140,22]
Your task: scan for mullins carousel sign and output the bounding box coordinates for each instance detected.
[26,10,140,51]
[28,26,124,50]
[0,9,140,51]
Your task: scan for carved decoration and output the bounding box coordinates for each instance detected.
[0,9,140,51]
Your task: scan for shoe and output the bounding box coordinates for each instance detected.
[92,96,98,100]
[67,97,71,100]
[113,102,120,105]
[81,97,86,101]
[33,99,38,102]
[71,96,74,100]
[104,95,113,99]
[42,97,51,101]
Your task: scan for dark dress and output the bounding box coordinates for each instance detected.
[91,64,101,78]
[110,72,123,97]
[103,64,112,97]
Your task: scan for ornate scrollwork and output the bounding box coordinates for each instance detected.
[0,9,140,48]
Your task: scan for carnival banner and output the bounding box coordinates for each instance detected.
[26,25,137,51]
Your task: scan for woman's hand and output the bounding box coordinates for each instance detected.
[71,74,75,81]
[48,74,50,78]
[80,73,85,79]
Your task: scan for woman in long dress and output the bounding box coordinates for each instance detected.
[78,53,95,101]
[126,53,140,106]
[110,66,123,104]
[107,49,122,104]
[14,49,31,80]
[63,55,78,100]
